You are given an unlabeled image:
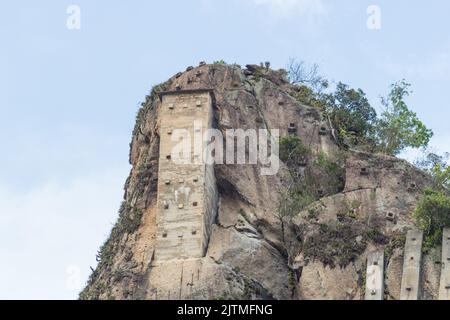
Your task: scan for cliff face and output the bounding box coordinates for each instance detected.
[80,63,438,300]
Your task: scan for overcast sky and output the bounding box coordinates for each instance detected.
[1,0,449,299]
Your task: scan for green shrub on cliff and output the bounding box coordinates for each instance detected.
[414,150,450,250]
[279,136,310,166]
[413,188,450,250]
[326,82,377,149]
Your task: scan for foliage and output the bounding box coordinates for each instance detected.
[278,190,315,220]
[287,58,328,91]
[413,188,450,250]
[302,218,388,268]
[94,202,143,269]
[79,201,143,299]
[292,85,328,111]
[415,150,450,191]
[326,82,377,148]
[213,59,227,65]
[324,80,432,155]
[132,80,171,138]
[277,137,313,243]
[315,152,342,175]
[279,136,310,167]
[303,222,359,268]
[429,163,450,192]
[287,58,432,156]
[277,145,315,243]
[277,138,346,247]
[375,80,433,155]
[413,150,450,250]
[363,228,388,244]
[336,199,361,220]
[384,233,407,260]
[415,150,449,171]
[278,138,345,202]
[314,152,346,192]
[82,81,168,299]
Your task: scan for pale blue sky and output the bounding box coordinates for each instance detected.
[1,0,449,299]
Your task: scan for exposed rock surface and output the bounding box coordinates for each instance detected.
[80,63,438,300]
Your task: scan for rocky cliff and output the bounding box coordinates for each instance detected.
[80,63,439,300]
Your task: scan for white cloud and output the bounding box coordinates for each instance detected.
[245,0,326,19]
[201,0,327,20]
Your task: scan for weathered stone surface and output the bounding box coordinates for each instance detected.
[208,226,291,300]
[80,63,437,300]
[386,248,403,300]
[400,229,423,300]
[439,228,450,300]
[146,258,271,300]
[298,261,362,300]
[365,251,384,300]
[423,248,441,300]
[155,91,218,261]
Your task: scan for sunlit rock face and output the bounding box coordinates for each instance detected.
[80,63,435,300]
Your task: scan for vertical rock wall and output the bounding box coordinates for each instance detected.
[155,90,218,261]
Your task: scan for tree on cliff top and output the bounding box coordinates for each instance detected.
[326,82,377,148]
[375,80,433,155]
[286,59,432,156]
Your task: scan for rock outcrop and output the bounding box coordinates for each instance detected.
[80,63,437,300]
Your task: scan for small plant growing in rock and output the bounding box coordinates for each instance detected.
[279,136,310,168]
[314,152,346,193]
